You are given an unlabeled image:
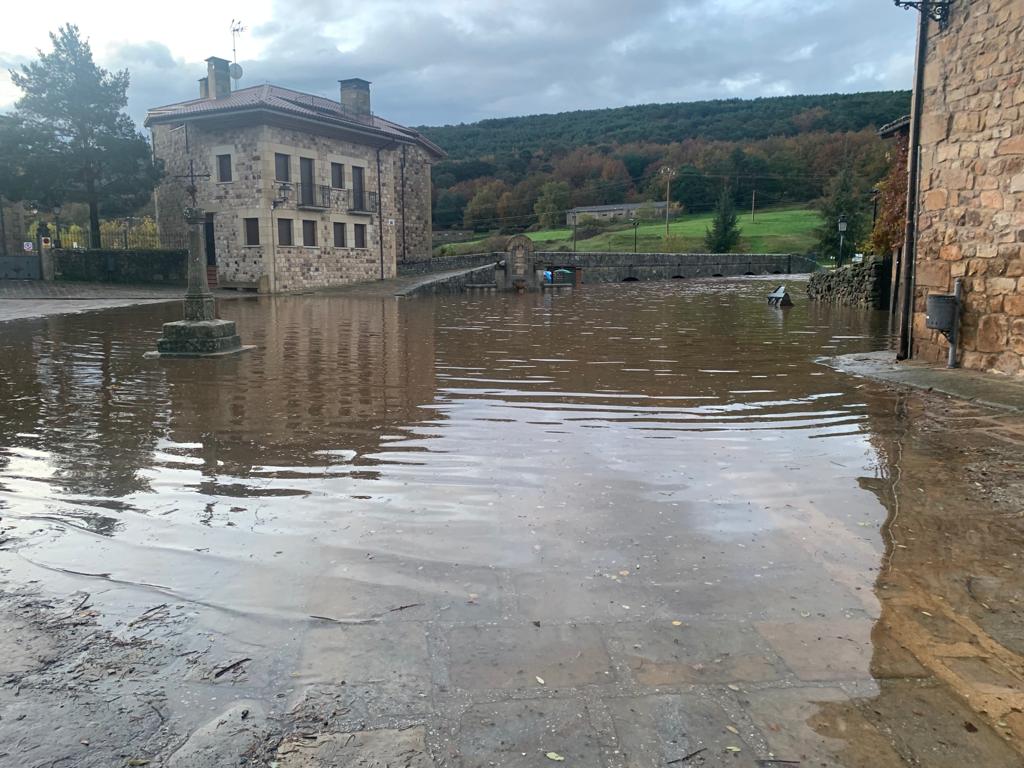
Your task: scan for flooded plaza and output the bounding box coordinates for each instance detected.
[1,277,1023,767]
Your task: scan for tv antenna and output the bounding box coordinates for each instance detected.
[230,20,245,80]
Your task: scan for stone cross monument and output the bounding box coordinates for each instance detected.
[153,207,247,357]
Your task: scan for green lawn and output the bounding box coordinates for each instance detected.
[436,207,822,255]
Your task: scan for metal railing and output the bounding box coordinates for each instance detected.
[297,183,332,209]
[349,190,378,213]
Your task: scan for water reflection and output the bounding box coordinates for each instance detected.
[1,278,1019,764]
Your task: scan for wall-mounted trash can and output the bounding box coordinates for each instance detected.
[926,293,958,334]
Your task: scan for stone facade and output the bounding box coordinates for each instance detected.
[808,259,892,309]
[147,72,441,293]
[911,0,1024,374]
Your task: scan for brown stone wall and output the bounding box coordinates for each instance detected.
[151,119,435,292]
[912,0,1024,375]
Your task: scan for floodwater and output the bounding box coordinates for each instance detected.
[1,277,1023,767]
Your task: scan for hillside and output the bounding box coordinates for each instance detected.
[422,90,910,235]
[419,91,910,160]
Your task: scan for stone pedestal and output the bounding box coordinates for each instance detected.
[152,207,248,358]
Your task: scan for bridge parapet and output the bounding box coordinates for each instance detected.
[532,252,815,282]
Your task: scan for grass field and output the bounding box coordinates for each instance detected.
[436,207,822,256]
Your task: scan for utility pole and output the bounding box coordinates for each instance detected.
[662,167,674,240]
[751,189,756,223]
[572,212,577,253]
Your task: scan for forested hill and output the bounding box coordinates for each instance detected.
[419,91,910,160]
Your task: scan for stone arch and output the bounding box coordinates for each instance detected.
[504,235,536,285]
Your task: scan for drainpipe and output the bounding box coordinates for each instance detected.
[400,145,407,264]
[376,147,385,280]
[897,0,931,360]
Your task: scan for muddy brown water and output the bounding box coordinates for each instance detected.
[1,277,1022,767]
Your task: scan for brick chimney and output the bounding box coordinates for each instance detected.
[198,77,210,99]
[206,57,231,99]
[339,78,371,117]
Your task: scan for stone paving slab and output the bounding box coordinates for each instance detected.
[0,281,242,322]
[828,350,1024,412]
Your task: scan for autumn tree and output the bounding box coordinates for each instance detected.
[0,25,161,247]
[463,181,508,231]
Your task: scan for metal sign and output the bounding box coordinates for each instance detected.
[41,237,52,247]
[22,241,33,252]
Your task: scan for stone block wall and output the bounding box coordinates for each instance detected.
[52,249,187,284]
[912,0,1024,374]
[807,260,891,309]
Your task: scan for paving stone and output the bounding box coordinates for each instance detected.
[275,726,434,767]
[608,693,759,767]
[605,620,787,685]
[445,623,614,690]
[453,698,603,768]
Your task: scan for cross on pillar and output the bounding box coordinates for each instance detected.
[174,159,211,208]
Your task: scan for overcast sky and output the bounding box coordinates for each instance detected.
[0,0,917,129]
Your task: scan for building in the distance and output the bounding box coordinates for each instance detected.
[904,0,1023,374]
[565,201,668,226]
[145,57,444,292]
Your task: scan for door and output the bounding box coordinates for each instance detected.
[299,157,315,206]
[204,214,216,267]
[352,166,365,211]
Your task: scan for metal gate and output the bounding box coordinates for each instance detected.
[0,255,41,280]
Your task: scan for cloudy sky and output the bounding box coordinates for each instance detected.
[0,0,917,129]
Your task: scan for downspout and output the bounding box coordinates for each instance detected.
[897,0,930,360]
[376,147,385,280]
[400,145,407,263]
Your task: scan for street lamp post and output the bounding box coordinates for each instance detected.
[632,217,640,253]
[837,214,848,268]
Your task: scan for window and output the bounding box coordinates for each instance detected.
[354,223,367,249]
[275,153,290,182]
[302,219,317,246]
[331,162,345,189]
[277,218,293,246]
[333,222,347,247]
[216,154,232,182]
[243,217,260,246]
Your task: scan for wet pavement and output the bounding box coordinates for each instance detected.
[1,277,1022,767]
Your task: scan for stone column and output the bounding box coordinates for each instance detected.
[183,207,215,322]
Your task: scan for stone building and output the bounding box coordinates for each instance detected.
[565,202,667,225]
[909,0,1024,374]
[145,58,444,292]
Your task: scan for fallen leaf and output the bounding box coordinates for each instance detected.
[671,620,683,627]
[536,676,546,685]
[727,684,741,691]
[545,752,566,761]
[726,725,739,735]
[725,746,742,753]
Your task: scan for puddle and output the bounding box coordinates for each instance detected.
[1,277,1022,765]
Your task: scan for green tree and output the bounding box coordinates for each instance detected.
[816,164,869,262]
[1,25,161,248]
[462,181,507,231]
[704,184,741,253]
[533,181,570,228]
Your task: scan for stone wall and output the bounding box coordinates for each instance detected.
[52,249,187,285]
[807,259,891,309]
[912,0,1024,375]
[398,252,503,276]
[534,252,816,282]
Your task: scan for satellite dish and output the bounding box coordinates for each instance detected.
[229,62,243,80]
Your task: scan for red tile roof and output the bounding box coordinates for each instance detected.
[145,84,445,158]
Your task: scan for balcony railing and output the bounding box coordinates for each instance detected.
[348,190,378,214]
[297,183,331,210]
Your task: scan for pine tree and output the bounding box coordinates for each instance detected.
[704,184,741,253]
[0,25,161,248]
